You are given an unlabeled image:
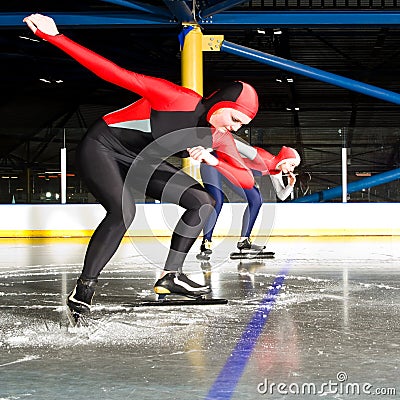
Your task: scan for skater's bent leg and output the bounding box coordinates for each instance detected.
[76,135,136,280]
[200,163,224,242]
[82,202,135,279]
[241,186,263,237]
[165,185,215,270]
[146,162,215,272]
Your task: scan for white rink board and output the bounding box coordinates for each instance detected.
[0,203,399,237]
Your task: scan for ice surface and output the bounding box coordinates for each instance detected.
[0,237,399,399]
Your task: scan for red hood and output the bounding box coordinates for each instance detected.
[205,81,259,122]
[274,146,301,168]
[249,146,300,175]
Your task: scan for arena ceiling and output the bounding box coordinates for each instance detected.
[2,1,400,201]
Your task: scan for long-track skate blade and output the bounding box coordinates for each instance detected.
[126,298,228,307]
[66,308,89,328]
[196,252,210,261]
[230,251,275,260]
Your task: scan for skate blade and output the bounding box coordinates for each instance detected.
[131,297,228,307]
[230,251,275,260]
[66,307,89,328]
[196,252,210,261]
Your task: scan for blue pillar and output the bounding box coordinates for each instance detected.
[221,41,400,105]
[220,40,400,202]
[293,169,400,203]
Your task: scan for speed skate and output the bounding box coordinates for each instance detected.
[133,294,228,307]
[230,250,275,260]
[152,271,227,305]
[231,237,275,259]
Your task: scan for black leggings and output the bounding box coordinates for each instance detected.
[76,120,215,279]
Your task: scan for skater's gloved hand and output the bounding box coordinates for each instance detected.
[287,171,296,186]
[23,14,59,36]
[187,146,218,166]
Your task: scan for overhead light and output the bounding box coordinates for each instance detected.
[356,172,371,177]
[273,28,282,35]
[286,107,292,111]
[275,78,283,83]
[257,29,266,34]
[286,78,294,83]
[294,107,300,111]
[39,78,63,84]
[19,35,40,42]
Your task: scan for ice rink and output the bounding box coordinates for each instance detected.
[0,236,399,399]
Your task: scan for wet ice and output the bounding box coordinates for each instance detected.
[0,237,399,399]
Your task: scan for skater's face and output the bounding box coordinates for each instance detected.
[209,108,251,134]
[278,159,298,174]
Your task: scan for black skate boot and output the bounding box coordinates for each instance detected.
[237,237,266,252]
[200,239,212,255]
[154,272,211,299]
[196,239,212,260]
[67,277,97,325]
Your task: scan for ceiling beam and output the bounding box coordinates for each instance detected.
[198,11,400,26]
[0,12,174,28]
[4,11,400,28]
[221,40,400,106]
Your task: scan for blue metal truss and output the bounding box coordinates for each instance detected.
[0,12,174,28]
[293,168,400,202]
[163,0,195,23]
[221,40,400,105]
[3,11,400,28]
[197,10,400,26]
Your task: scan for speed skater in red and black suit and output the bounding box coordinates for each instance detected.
[24,14,263,319]
[199,141,301,258]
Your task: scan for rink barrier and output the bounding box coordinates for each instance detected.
[0,203,399,237]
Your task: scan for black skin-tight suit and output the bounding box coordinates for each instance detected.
[33,29,259,279]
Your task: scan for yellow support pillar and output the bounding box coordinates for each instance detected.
[180,26,224,180]
[181,24,204,96]
[181,24,204,180]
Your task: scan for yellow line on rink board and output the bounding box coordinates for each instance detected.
[1,228,400,238]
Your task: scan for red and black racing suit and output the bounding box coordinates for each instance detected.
[34,30,255,278]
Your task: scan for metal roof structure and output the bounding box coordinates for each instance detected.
[2,1,400,203]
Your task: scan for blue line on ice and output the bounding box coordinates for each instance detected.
[205,265,290,400]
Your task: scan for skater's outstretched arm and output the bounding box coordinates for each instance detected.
[23,14,201,112]
[187,143,255,189]
[233,139,270,174]
[213,129,256,188]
